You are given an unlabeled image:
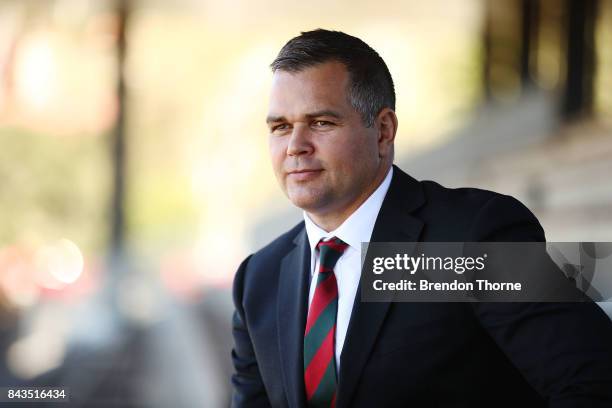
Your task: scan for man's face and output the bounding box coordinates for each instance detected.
[267,61,382,218]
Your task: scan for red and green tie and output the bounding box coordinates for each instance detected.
[304,237,349,408]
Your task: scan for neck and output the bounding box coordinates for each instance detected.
[307,165,391,232]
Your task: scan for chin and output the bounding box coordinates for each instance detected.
[285,183,332,210]
[286,192,323,212]
[288,196,318,211]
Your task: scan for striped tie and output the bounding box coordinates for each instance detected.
[304,237,348,408]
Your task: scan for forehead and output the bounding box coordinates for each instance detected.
[268,61,351,118]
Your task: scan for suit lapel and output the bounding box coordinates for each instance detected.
[277,228,310,408]
[336,166,425,408]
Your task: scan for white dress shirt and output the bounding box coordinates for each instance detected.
[303,167,393,372]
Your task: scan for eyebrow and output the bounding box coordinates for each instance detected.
[266,109,343,124]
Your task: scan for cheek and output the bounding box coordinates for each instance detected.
[268,138,286,169]
[340,135,378,166]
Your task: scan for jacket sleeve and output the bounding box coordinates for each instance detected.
[231,255,272,408]
[469,195,612,407]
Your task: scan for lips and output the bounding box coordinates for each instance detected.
[289,169,322,174]
[287,169,323,181]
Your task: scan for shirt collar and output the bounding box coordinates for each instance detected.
[303,166,393,257]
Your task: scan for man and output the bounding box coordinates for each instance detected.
[231,29,612,407]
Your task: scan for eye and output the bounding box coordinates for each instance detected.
[312,120,332,127]
[271,123,290,133]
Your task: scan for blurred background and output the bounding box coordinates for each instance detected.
[0,0,610,406]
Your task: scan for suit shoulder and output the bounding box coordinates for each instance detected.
[415,179,543,240]
[233,221,305,309]
[419,179,505,214]
[248,220,305,268]
[422,180,536,217]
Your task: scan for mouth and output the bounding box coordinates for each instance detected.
[287,169,323,181]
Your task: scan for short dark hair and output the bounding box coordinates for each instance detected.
[270,29,395,127]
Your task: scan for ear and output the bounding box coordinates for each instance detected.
[375,107,397,159]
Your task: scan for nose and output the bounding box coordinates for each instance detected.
[287,124,314,157]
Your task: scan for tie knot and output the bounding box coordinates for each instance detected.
[316,237,348,272]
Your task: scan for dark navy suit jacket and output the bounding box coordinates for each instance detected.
[231,165,612,407]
